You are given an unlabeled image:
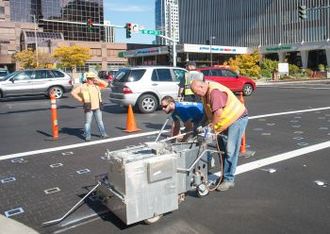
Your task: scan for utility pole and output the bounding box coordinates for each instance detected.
[210,36,215,67]
[157,34,178,67]
[31,14,39,67]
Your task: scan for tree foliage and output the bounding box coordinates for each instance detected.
[53,45,91,69]
[13,49,56,69]
[13,49,36,69]
[224,50,261,78]
[260,58,278,78]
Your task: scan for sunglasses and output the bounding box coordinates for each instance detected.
[162,104,169,109]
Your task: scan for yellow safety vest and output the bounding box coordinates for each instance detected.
[202,81,246,133]
[80,83,102,103]
[184,71,204,96]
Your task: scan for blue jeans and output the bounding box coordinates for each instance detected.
[84,109,107,139]
[217,116,248,182]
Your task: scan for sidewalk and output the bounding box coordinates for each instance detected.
[256,78,330,86]
[0,215,39,234]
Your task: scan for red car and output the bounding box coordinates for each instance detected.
[197,67,256,96]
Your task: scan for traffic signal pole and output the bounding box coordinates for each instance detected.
[157,34,178,67]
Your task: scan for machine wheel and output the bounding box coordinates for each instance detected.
[137,94,158,113]
[196,183,209,197]
[48,86,64,99]
[144,214,162,224]
[242,84,253,96]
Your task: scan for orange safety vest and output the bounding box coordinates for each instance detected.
[202,81,246,133]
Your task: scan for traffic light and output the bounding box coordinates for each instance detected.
[87,18,93,31]
[125,23,132,38]
[168,45,173,64]
[298,5,307,20]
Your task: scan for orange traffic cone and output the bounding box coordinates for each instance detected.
[50,92,59,140]
[239,92,246,153]
[124,104,141,133]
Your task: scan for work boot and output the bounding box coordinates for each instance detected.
[101,134,109,139]
[216,181,235,192]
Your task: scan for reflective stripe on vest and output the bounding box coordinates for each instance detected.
[202,81,246,133]
[184,73,194,96]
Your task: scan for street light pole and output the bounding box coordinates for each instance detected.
[210,36,215,67]
[31,14,39,67]
[157,34,178,67]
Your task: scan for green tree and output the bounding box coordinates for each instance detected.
[224,50,261,78]
[13,49,36,69]
[53,45,91,69]
[260,59,278,78]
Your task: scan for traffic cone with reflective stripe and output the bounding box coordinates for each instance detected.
[50,92,59,140]
[124,104,141,133]
[238,92,255,158]
[239,92,246,153]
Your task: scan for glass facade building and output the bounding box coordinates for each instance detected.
[9,0,105,41]
[178,0,330,69]
[179,0,330,47]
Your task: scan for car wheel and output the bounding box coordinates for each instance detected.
[137,94,158,113]
[242,84,253,96]
[48,86,64,99]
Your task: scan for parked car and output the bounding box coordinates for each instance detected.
[197,67,256,96]
[0,69,73,99]
[110,66,187,113]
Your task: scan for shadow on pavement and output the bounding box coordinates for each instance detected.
[102,104,127,114]
[60,127,85,140]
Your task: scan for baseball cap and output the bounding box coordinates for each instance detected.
[85,71,97,79]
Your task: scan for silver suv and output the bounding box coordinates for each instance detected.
[0,69,73,99]
[110,66,187,113]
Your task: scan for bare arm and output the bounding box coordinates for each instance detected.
[172,120,181,136]
[71,86,83,103]
[94,78,108,89]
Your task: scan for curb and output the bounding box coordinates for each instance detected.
[0,215,39,234]
[256,79,330,86]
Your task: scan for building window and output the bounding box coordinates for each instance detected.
[90,48,101,57]
[0,6,4,17]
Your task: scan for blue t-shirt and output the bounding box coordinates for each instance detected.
[172,102,204,124]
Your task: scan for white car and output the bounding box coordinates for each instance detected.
[0,69,73,99]
[109,66,187,113]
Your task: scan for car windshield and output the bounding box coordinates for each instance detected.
[0,71,17,81]
[114,69,146,82]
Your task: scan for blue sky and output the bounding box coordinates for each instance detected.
[104,0,155,44]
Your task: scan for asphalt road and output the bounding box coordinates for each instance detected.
[0,81,330,234]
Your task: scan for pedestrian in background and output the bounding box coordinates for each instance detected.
[191,80,248,191]
[178,61,204,102]
[71,71,108,141]
[161,95,204,142]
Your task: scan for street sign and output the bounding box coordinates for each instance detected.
[140,29,162,36]
[131,24,139,32]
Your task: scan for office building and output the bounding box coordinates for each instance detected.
[0,0,126,72]
[155,0,180,45]
[178,0,330,69]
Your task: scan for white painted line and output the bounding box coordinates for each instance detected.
[1,106,330,161]
[0,130,162,161]
[213,141,330,177]
[249,106,330,120]
[236,141,330,175]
